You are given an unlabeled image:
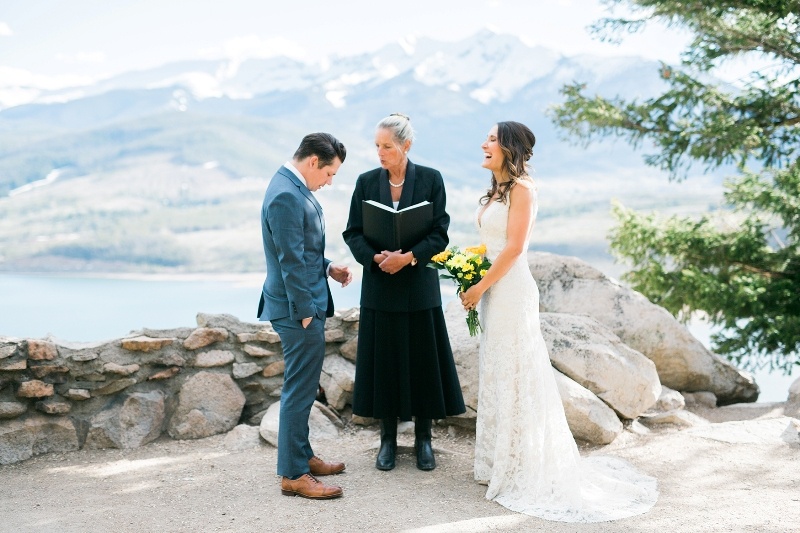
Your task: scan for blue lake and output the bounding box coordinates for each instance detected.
[0,274,794,402]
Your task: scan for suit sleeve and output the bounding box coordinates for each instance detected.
[342,176,379,267]
[267,190,315,320]
[409,170,449,265]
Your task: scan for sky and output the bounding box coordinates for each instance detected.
[0,0,692,92]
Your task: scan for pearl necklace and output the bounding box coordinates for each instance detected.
[389,179,405,188]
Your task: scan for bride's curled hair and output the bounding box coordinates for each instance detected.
[481,121,536,205]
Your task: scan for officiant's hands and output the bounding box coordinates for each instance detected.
[378,250,412,274]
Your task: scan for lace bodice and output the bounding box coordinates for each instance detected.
[471,187,658,522]
[475,188,538,262]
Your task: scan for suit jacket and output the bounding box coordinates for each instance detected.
[343,161,449,312]
[258,166,334,321]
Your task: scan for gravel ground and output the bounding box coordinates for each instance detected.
[1,406,798,533]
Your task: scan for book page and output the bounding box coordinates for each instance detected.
[397,201,431,212]
[364,199,396,212]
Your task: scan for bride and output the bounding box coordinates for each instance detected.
[459,121,658,522]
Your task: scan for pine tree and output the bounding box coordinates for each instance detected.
[550,0,800,373]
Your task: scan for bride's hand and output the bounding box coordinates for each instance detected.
[460,285,484,311]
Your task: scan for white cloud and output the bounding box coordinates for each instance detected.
[0,22,12,36]
[0,65,94,108]
[55,51,107,64]
[200,35,310,63]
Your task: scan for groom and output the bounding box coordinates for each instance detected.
[258,132,352,499]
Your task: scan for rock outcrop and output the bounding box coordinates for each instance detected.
[528,251,759,404]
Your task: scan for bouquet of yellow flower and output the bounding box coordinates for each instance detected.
[428,244,491,336]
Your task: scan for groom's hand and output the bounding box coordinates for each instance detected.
[329,264,353,287]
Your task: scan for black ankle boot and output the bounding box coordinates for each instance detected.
[376,418,397,471]
[414,417,435,471]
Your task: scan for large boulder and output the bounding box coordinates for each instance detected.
[84,391,166,449]
[0,415,79,465]
[540,313,661,419]
[528,252,758,404]
[167,371,246,440]
[446,301,629,443]
[259,400,339,447]
[553,369,623,444]
[319,355,355,411]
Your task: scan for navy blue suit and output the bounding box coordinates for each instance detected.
[258,165,333,478]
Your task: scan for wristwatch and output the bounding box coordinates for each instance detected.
[410,253,418,266]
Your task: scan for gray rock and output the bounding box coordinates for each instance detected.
[553,369,623,444]
[649,385,686,413]
[528,251,759,404]
[193,350,235,368]
[0,339,21,359]
[84,391,166,449]
[541,313,661,419]
[232,362,261,379]
[168,371,246,440]
[103,362,140,376]
[0,415,79,465]
[92,378,137,396]
[338,336,358,362]
[196,312,257,334]
[639,409,709,428]
[0,402,27,419]
[64,389,91,401]
[259,401,339,447]
[319,355,355,410]
[242,344,276,358]
[683,391,718,408]
[223,424,264,451]
[70,353,99,362]
[340,307,360,322]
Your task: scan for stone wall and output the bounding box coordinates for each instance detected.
[0,310,360,465]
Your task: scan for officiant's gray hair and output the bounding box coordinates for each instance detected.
[377,113,416,146]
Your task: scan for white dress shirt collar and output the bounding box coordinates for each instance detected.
[283,161,308,189]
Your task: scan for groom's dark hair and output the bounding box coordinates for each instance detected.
[294,132,347,167]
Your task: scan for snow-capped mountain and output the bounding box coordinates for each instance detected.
[2,29,660,112]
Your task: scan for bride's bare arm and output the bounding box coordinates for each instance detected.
[460,182,534,310]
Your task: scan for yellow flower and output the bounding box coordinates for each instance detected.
[464,273,474,280]
[464,244,486,255]
[479,269,487,276]
[431,250,452,263]
[462,262,474,272]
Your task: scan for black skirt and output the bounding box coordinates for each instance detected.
[352,306,466,421]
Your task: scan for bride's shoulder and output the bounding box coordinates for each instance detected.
[510,177,537,198]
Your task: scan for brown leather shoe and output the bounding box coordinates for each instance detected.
[308,455,345,476]
[281,474,343,499]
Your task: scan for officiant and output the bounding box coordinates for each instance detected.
[343,113,465,473]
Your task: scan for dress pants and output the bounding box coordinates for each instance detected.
[271,316,326,478]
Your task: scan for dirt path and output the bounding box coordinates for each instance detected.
[1,409,798,533]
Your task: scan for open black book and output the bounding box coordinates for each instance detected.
[362,200,433,251]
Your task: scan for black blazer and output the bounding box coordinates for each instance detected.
[343,161,450,312]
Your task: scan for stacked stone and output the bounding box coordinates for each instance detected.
[0,309,360,465]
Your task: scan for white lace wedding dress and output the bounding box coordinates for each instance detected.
[474,189,658,522]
